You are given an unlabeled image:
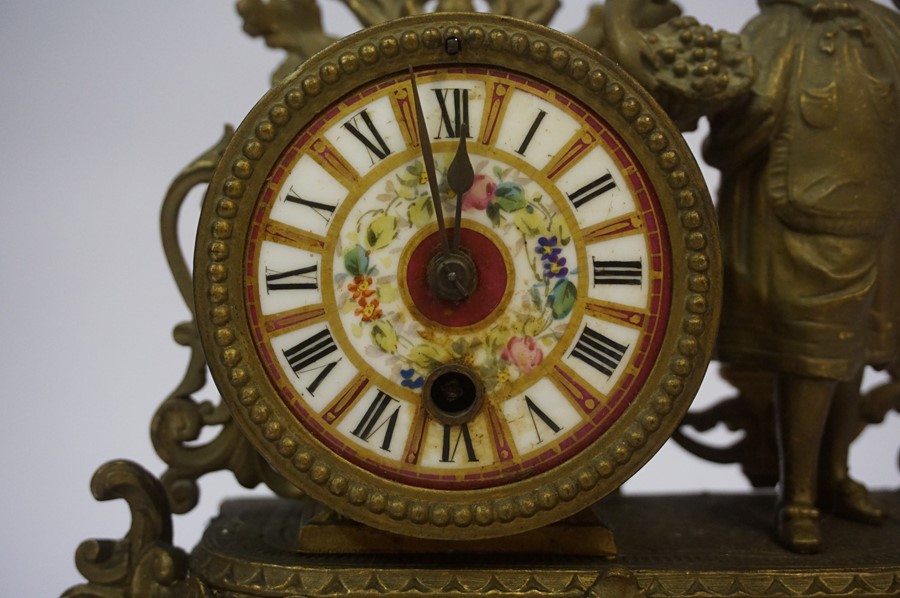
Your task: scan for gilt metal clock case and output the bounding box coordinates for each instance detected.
[194,13,720,540]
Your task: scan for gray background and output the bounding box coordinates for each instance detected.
[0,2,896,596]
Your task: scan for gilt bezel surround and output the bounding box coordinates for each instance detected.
[195,13,720,539]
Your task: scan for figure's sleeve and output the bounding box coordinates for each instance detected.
[703,8,799,170]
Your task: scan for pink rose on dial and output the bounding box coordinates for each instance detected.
[461,174,496,211]
[501,336,544,375]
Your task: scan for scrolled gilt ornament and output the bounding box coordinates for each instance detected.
[237,0,564,81]
[341,0,561,26]
[237,0,337,82]
[154,129,303,514]
[486,0,561,24]
[339,0,418,27]
[861,365,900,431]
[675,361,900,489]
[61,460,210,598]
[851,364,899,472]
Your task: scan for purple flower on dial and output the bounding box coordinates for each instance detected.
[536,236,561,261]
[543,257,569,279]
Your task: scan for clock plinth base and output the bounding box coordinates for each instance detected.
[295,500,616,556]
[188,492,900,598]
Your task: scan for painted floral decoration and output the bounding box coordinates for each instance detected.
[334,155,578,396]
[501,336,544,375]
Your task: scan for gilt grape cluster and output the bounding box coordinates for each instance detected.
[646,16,755,103]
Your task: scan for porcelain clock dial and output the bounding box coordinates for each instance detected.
[195,15,719,539]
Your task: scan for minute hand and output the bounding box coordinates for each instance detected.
[408,66,450,255]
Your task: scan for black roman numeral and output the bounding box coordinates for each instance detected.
[516,110,547,155]
[351,391,401,452]
[570,327,628,378]
[567,173,617,209]
[433,88,470,139]
[284,188,337,223]
[525,396,562,444]
[343,109,391,163]
[282,328,341,395]
[440,424,478,463]
[592,259,642,286]
[265,264,318,292]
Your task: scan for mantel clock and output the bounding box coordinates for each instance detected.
[63,5,900,598]
[193,12,719,539]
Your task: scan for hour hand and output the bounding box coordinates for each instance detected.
[447,122,474,251]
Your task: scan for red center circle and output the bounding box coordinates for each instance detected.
[405,227,508,328]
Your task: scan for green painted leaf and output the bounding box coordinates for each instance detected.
[409,343,451,369]
[514,204,544,236]
[371,321,399,354]
[486,201,502,227]
[549,212,572,245]
[549,279,577,320]
[408,197,433,228]
[530,284,543,309]
[366,215,399,250]
[494,182,527,212]
[396,180,417,198]
[343,245,369,277]
[524,314,549,337]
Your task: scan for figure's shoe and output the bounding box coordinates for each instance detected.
[822,478,888,525]
[776,503,822,554]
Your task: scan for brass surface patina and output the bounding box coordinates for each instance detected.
[673,0,900,554]
[63,1,899,597]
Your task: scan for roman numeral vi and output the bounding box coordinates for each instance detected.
[351,391,401,452]
[440,424,478,463]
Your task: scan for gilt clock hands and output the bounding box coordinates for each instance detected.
[408,66,450,255]
[407,66,477,302]
[447,122,474,252]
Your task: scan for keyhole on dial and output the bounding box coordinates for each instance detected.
[423,364,484,425]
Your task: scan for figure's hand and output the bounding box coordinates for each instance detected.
[408,66,450,256]
[447,123,474,251]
